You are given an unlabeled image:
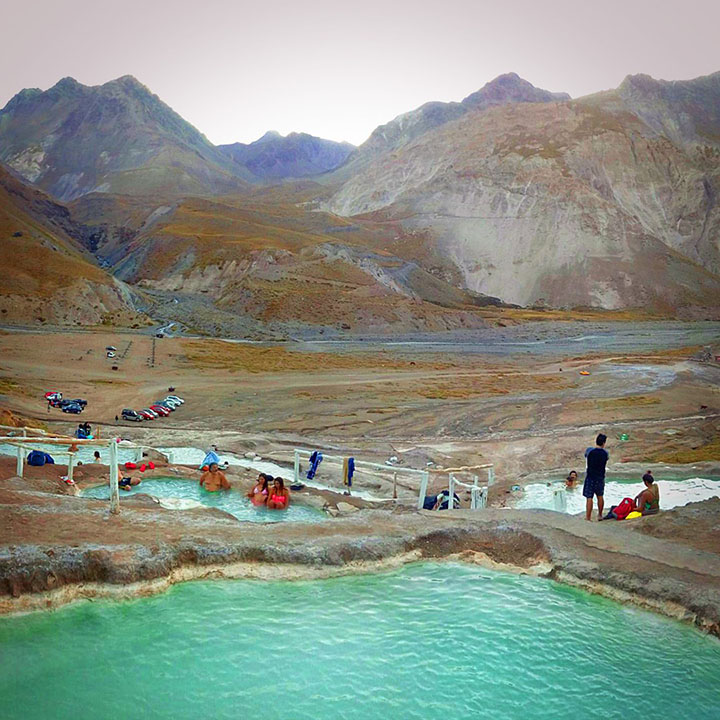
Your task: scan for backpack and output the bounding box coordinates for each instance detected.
[614,497,635,520]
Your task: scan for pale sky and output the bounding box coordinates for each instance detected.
[2,0,719,146]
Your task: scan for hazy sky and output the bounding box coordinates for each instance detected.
[2,0,719,146]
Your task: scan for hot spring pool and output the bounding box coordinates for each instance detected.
[517,476,720,514]
[82,478,325,523]
[0,563,718,719]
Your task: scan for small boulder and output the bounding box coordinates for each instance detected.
[337,502,359,514]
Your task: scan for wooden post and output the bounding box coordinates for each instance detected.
[417,471,429,510]
[294,450,300,484]
[392,472,398,500]
[67,453,75,483]
[488,467,495,486]
[448,473,455,511]
[16,446,24,477]
[135,447,143,463]
[109,440,120,514]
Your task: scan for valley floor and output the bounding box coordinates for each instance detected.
[0,320,718,481]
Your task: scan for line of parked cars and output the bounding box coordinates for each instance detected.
[45,391,88,414]
[121,395,185,422]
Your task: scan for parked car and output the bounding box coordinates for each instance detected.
[165,395,184,405]
[44,391,62,401]
[138,409,155,420]
[121,409,143,422]
[161,398,181,409]
[154,401,176,411]
[150,404,171,417]
[62,403,83,414]
[107,351,116,359]
[59,399,83,410]
[142,408,159,418]
[69,398,88,408]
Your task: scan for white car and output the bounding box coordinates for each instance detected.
[107,351,116,358]
[165,395,185,405]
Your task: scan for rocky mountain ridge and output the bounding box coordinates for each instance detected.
[218,131,354,180]
[1,70,719,324]
[0,75,251,201]
[325,72,720,312]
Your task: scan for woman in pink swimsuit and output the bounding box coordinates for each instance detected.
[247,473,270,507]
[267,477,290,510]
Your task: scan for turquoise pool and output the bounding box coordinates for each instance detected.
[517,476,720,514]
[0,564,718,719]
[82,477,325,523]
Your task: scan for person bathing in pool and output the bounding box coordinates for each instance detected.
[565,470,578,489]
[267,477,290,510]
[634,471,660,515]
[200,462,230,492]
[117,468,141,491]
[247,473,270,506]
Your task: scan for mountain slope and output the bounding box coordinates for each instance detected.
[219,131,354,180]
[342,73,570,167]
[0,76,251,201]
[326,72,720,314]
[0,164,144,326]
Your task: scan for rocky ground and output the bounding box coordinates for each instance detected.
[0,321,718,632]
[0,470,718,638]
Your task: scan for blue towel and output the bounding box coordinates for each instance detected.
[44,453,55,464]
[200,451,220,469]
[346,457,355,487]
[306,451,323,480]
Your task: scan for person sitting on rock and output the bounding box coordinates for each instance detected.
[634,472,660,515]
[200,462,230,492]
[267,477,290,510]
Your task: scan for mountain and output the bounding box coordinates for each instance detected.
[325,71,720,314]
[0,164,144,326]
[219,131,355,180]
[0,76,251,201]
[65,183,505,338]
[342,73,571,167]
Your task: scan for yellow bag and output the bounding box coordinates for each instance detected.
[626,511,642,519]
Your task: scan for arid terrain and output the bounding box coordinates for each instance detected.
[1,321,718,484]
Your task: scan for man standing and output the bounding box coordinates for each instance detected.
[583,433,609,521]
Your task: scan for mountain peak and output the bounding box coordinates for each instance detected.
[257,130,283,142]
[462,73,570,109]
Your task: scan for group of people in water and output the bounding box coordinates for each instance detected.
[565,433,660,521]
[200,463,291,510]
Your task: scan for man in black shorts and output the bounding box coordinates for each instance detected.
[583,433,609,521]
